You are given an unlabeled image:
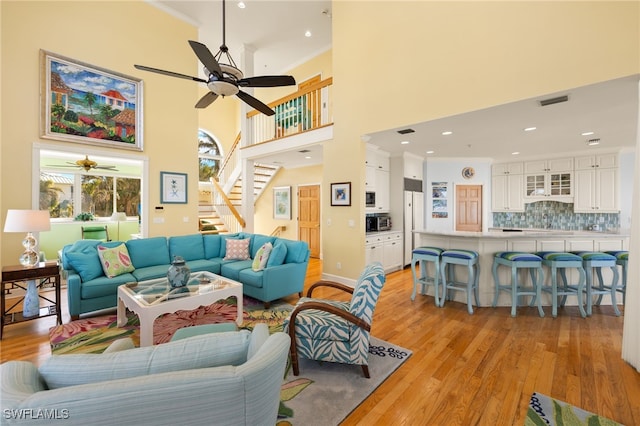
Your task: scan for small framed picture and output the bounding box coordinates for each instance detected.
[273,186,291,220]
[160,172,187,204]
[331,182,351,206]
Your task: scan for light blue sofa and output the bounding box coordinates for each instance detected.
[0,324,290,425]
[61,232,310,319]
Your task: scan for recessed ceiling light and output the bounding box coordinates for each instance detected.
[426,150,435,154]
[512,152,520,155]
[441,131,453,136]
[304,30,312,37]
[237,1,246,9]
[305,156,312,159]
[581,131,595,136]
[524,127,537,132]
[400,141,410,145]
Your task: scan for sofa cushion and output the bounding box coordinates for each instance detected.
[39,330,252,389]
[126,237,170,269]
[267,241,287,267]
[81,273,136,299]
[131,265,171,282]
[283,240,309,264]
[252,242,273,271]
[238,268,264,289]
[203,234,222,259]
[97,243,135,278]
[64,240,104,281]
[224,238,251,260]
[251,235,276,258]
[185,259,221,274]
[219,234,241,258]
[169,234,205,261]
[221,259,253,281]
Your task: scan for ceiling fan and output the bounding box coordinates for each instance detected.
[134,0,296,116]
[48,155,118,172]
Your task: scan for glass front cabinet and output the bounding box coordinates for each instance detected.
[524,158,573,200]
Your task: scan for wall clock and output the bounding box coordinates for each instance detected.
[462,167,475,179]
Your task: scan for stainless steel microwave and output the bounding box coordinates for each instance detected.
[366,191,376,207]
[377,216,392,231]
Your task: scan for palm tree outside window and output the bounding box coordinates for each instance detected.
[198,129,223,182]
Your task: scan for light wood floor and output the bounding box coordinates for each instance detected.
[1,258,638,425]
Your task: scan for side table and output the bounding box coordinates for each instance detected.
[1,262,62,338]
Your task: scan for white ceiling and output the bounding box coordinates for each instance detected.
[148,1,638,168]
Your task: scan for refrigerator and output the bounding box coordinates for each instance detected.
[403,179,424,266]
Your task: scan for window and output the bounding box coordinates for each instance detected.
[198,129,223,182]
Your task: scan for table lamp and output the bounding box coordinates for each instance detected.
[3,209,51,267]
[110,211,127,240]
[3,209,51,318]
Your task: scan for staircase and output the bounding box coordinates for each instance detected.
[227,163,280,206]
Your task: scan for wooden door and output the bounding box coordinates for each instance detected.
[298,184,321,258]
[456,185,482,232]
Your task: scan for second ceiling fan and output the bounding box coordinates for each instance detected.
[135,0,296,116]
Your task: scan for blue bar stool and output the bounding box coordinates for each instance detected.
[411,247,444,306]
[492,252,545,317]
[606,250,628,305]
[439,249,480,314]
[573,251,620,316]
[536,252,586,318]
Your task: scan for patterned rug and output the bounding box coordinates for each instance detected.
[49,296,292,354]
[48,298,412,425]
[527,392,622,426]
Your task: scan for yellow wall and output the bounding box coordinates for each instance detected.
[254,165,323,240]
[325,1,640,279]
[1,1,199,265]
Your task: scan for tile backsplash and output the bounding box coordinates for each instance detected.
[492,201,620,231]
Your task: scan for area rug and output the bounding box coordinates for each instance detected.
[277,337,411,425]
[527,392,622,426]
[49,296,292,354]
[48,299,411,425]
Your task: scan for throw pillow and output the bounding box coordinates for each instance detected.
[223,238,250,260]
[97,244,135,278]
[65,251,104,282]
[251,242,273,271]
[266,241,287,267]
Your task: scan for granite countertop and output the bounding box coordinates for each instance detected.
[413,228,630,238]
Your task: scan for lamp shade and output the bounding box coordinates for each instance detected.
[110,212,127,222]
[3,210,51,233]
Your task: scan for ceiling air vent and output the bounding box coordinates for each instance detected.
[539,95,569,107]
[397,128,415,135]
[298,149,311,153]
[586,138,601,146]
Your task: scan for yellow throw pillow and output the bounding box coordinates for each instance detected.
[97,244,135,278]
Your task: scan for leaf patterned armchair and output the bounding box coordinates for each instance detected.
[284,262,386,378]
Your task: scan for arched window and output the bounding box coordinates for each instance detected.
[198,129,223,182]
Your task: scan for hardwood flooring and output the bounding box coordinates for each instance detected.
[1,258,638,425]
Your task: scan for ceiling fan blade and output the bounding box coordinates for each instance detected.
[134,64,207,83]
[188,40,222,76]
[236,90,275,116]
[47,164,79,168]
[95,166,119,171]
[195,92,219,109]
[238,75,296,88]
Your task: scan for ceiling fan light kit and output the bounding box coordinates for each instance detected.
[134,0,295,116]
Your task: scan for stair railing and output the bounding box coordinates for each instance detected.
[217,132,242,190]
[247,77,333,145]
[210,177,245,233]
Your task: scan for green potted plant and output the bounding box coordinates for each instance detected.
[74,212,95,221]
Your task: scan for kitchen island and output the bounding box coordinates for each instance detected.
[413,229,629,309]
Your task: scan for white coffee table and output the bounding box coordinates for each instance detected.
[117,271,243,347]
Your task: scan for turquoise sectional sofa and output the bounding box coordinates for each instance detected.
[60,232,310,319]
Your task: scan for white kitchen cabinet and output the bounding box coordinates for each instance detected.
[575,153,618,170]
[524,171,572,199]
[365,165,376,189]
[365,146,390,171]
[403,153,424,180]
[374,169,390,212]
[365,235,384,266]
[492,162,523,176]
[491,173,524,212]
[524,157,573,173]
[574,167,619,213]
[366,232,402,272]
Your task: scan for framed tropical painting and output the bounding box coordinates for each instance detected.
[273,186,291,220]
[40,50,143,151]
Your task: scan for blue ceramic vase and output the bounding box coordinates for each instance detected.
[23,280,40,318]
[167,256,190,288]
